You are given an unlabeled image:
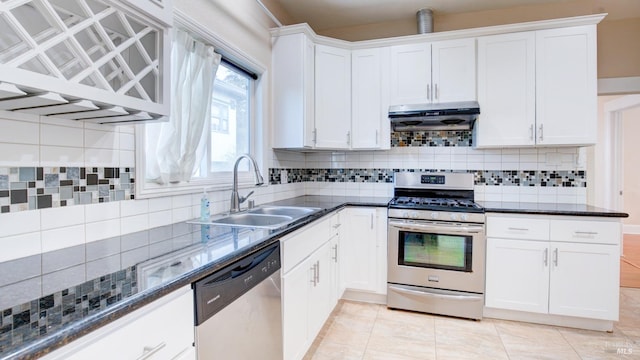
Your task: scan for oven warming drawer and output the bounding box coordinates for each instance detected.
[387,283,484,320]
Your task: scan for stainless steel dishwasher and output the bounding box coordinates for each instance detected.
[194,242,282,359]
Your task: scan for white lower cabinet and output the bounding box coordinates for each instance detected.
[485,214,621,326]
[281,214,336,360]
[341,207,387,296]
[43,286,194,360]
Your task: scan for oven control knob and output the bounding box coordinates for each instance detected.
[411,211,419,219]
[460,213,469,221]
[450,213,459,221]
[430,212,438,219]
[402,211,409,218]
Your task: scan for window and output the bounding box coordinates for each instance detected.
[136,24,262,198]
[198,62,253,176]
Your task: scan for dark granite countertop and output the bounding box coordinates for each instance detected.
[1,195,390,360]
[479,201,629,218]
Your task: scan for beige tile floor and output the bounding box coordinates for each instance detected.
[304,288,640,360]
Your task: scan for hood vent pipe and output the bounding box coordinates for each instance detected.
[417,8,434,34]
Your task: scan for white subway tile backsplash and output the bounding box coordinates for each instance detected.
[0,119,39,145]
[41,224,85,252]
[41,206,85,230]
[85,129,119,149]
[121,214,149,235]
[40,145,84,167]
[85,148,119,167]
[172,206,192,223]
[149,197,173,212]
[40,124,84,148]
[119,133,135,151]
[0,143,39,166]
[172,194,192,209]
[85,202,120,223]
[0,232,41,263]
[119,150,135,167]
[85,219,120,243]
[120,199,149,217]
[0,211,41,237]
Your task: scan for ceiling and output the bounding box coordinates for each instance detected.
[269,0,640,32]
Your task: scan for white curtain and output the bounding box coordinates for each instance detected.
[146,30,221,184]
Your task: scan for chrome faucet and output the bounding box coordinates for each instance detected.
[230,154,264,213]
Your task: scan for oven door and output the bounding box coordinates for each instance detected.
[388,218,485,293]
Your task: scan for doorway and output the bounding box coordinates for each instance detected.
[598,94,640,288]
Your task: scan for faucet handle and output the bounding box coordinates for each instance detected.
[239,190,255,204]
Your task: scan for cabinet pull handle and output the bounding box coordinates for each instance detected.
[508,227,529,231]
[136,342,166,360]
[435,83,439,100]
[543,248,548,266]
[332,244,338,263]
[332,223,341,229]
[529,124,534,141]
[347,131,351,145]
[375,129,379,145]
[574,231,598,236]
[310,263,317,286]
[427,84,431,101]
[538,124,544,141]
[313,128,317,143]
[553,248,558,267]
[316,260,320,284]
[370,213,374,229]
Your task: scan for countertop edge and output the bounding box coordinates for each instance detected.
[484,208,629,218]
[5,199,388,360]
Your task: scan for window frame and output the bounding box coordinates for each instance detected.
[134,11,267,199]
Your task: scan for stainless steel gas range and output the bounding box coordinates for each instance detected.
[387,172,485,320]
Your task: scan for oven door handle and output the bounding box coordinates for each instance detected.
[389,285,483,301]
[388,220,484,234]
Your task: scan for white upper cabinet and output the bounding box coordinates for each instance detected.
[272,33,315,149]
[431,38,477,103]
[475,25,597,148]
[389,43,431,105]
[389,38,476,106]
[351,47,390,150]
[0,0,171,124]
[315,45,352,149]
[535,25,597,146]
[476,32,536,147]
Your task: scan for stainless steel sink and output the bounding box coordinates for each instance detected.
[247,206,321,218]
[209,213,293,229]
[203,206,322,230]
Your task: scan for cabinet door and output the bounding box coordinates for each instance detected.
[485,238,550,314]
[282,257,312,360]
[389,43,431,105]
[329,234,341,304]
[272,33,315,149]
[476,32,536,148]
[352,48,388,149]
[535,25,597,146]
[315,45,352,149]
[342,208,379,292]
[431,38,477,103]
[308,241,334,340]
[549,242,620,320]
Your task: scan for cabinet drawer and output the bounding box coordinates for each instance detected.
[487,216,549,240]
[550,219,620,245]
[281,216,332,274]
[46,287,194,360]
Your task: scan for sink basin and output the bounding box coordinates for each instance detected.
[209,213,293,230]
[198,206,323,230]
[247,206,321,218]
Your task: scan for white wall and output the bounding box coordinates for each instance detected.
[622,106,640,226]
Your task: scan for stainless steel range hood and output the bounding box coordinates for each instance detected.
[389,101,480,131]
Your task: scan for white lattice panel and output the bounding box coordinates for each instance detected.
[0,0,170,123]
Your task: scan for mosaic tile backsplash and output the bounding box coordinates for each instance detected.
[269,168,587,188]
[0,167,134,213]
[390,130,472,147]
[0,267,137,354]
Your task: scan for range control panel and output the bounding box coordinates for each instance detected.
[421,174,445,185]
